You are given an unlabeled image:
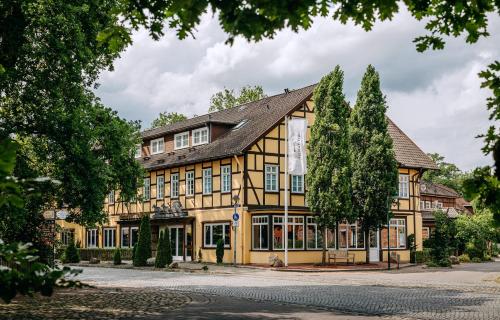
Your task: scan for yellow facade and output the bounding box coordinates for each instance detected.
[74,97,426,265]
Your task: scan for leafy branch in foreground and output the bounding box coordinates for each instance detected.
[0,240,85,304]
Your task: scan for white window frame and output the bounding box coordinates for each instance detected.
[420,200,425,210]
[422,227,430,239]
[252,216,269,250]
[291,175,304,193]
[174,132,189,150]
[192,127,209,146]
[384,218,406,249]
[272,215,304,250]
[171,173,179,198]
[156,176,164,199]
[437,202,443,209]
[265,165,279,192]
[61,229,75,246]
[221,165,231,193]
[204,223,230,248]
[150,138,164,155]
[306,216,322,249]
[186,171,195,196]
[103,228,115,248]
[398,174,409,198]
[86,228,98,248]
[108,190,115,204]
[425,201,431,209]
[130,227,139,247]
[203,168,212,194]
[134,144,142,158]
[143,178,151,200]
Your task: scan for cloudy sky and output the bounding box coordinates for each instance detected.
[95,9,499,171]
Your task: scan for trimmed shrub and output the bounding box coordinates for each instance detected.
[79,248,133,261]
[426,261,439,268]
[216,239,224,264]
[113,248,122,265]
[471,257,482,263]
[62,240,80,263]
[133,215,152,267]
[408,234,417,263]
[458,254,470,263]
[415,250,429,264]
[155,231,167,268]
[132,243,137,262]
[482,254,492,262]
[438,258,452,267]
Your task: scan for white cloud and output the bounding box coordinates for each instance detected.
[95,10,499,171]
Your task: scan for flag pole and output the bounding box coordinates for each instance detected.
[284,115,289,267]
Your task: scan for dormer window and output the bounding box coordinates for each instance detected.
[192,127,209,146]
[150,138,164,155]
[174,132,189,149]
[134,144,142,158]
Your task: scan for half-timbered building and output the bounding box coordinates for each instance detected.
[80,84,437,264]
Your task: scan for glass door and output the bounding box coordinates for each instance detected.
[169,226,184,261]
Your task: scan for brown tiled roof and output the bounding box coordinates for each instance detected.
[141,84,436,171]
[420,181,460,198]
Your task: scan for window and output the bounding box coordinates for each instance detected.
[131,227,139,247]
[381,218,406,249]
[186,171,194,196]
[103,228,115,248]
[150,138,164,154]
[437,202,443,209]
[252,216,269,250]
[425,201,431,209]
[203,168,212,194]
[61,229,75,246]
[192,127,209,146]
[134,144,142,158]
[121,228,130,247]
[325,227,336,249]
[221,165,231,193]
[143,178,151,200]
[306,217,323,249]
[398,174,409,198]
[291,175,304,193]
[204,223,230,248]
[171,173,179,198]
[86,229,98,248]
[232,119,248,131]
[174,132,189,149]
[422,227,430,240]
[108,190,115,204]
[420,200,425,210]
[272,216,304,250]
[156,176,164,199]
[339,222,364,249]
[265,165,279,192]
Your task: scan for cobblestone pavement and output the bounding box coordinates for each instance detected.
[75,261,500,320]
[0,287,190,320]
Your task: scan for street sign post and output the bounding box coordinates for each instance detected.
[232,195,240,266]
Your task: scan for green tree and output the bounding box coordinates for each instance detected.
[306,66,352,264]
[151,112,187,128]
[216,239,224,264]
[422,153,468,195]
[426,210,453,267]
[456,207,497,260]
[133,215,151,267]
[62,240,80,264]
[113,248,122,265]
[155,230,167,268]
[164,227,173,265]
[209,85,267,112]
[349,65,399,264]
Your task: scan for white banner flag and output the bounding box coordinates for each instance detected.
[287,118,307,175]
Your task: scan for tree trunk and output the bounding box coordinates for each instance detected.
[322,227,327,265]
[365,228,370,264]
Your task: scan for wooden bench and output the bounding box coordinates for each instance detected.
[328,249,355,265]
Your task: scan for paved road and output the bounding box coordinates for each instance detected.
[74,261,500,320]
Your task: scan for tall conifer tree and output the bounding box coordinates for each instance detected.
[349,65,399,263]
[307,66,353,264]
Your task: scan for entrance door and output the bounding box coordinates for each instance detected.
[168,226,192,261]
[369,230,380,262]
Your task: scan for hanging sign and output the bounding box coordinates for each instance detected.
[287,118,308,175]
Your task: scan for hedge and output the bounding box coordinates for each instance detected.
[79,248,133,261]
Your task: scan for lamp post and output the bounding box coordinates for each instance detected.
[232,195,240,266]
